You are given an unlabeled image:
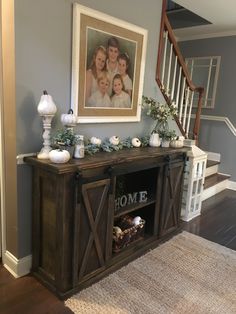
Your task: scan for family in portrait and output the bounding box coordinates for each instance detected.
[85,35,134,109]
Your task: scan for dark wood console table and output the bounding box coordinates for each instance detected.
[25,146,188,299]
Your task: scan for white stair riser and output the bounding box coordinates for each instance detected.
[202,179,229,201]
[205,164,219,177]
[206,152,221,162]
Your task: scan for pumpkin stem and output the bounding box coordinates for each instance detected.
[43,90,48,95]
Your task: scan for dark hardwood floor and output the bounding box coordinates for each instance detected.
[1,189,236,314]
[182,189,236,250]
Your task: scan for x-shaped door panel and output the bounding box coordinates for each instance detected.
[78,179,110,280]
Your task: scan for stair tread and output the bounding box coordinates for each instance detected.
[204,173,230,189]
[206,160,220,168]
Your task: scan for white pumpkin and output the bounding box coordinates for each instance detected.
[90,136,102,146]
[49,149,70,164]
[109,135,120,146]
[113,226,122,236]
[61,109,77,126]
[37,90,57,115]
[132,137,141,147]
[132,216,142,226]
[170,139,184,148]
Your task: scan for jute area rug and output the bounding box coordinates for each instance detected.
[65,231,236,314]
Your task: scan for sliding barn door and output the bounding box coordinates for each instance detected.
[73,178,113,285]
[160,161,184,236]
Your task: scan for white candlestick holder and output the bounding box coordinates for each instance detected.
[37,114,55,159]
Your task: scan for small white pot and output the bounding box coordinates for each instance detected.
[161,140,170,148]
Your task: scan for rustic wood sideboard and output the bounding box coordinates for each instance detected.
[25,146,188,299]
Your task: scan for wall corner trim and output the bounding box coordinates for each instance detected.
[3,250,32,278]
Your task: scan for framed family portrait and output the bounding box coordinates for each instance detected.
[71,4,148,123]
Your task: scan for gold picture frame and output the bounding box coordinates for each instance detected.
[71,4,148,123]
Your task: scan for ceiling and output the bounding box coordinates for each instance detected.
[172,0,236,41]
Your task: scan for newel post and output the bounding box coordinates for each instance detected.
[193,87,204,145]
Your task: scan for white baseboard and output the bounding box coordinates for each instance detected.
[3,251,32,278]
[227,180,236,191]
[181,209,201,222]
[202,179,229,201]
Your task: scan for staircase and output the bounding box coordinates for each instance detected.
[156,0,204,143]
[156,1,231,218]
[203,155,231,201]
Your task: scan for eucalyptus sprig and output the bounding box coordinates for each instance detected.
[52,128,76,147]
[84,136,150,155]
[139,136,150,147]
[122,137,133,148]
[84,143,101,155]
[100,138,123,153]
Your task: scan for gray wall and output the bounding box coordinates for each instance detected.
[180,36,236,181]
[15,0,164,257]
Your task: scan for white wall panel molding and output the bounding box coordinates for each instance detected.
[191,114,236,136]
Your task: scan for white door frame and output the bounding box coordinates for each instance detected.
[0,0,3,260]
[0,0,17,264]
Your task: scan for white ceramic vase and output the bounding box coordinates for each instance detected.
[149,133,161,147]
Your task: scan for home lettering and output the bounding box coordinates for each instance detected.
[115,191,148,210]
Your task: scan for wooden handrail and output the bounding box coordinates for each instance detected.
[156,0,204,142]
[163,15,195,91]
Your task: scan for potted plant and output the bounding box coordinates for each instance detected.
[52,127,76,157]
[159,129,176,147]
[142,96,178,147]
[142,96,178,134]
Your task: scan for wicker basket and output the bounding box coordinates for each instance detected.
[112,215,145,253]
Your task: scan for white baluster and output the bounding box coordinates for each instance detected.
[179,77,186,123]
[166,43,173,96]
[171,55,177,101]
[161,31,168,90]
[175,66,182,109]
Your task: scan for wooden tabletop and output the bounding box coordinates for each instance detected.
[25,146,189,174]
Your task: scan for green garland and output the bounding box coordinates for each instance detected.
[84,136,150,155]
